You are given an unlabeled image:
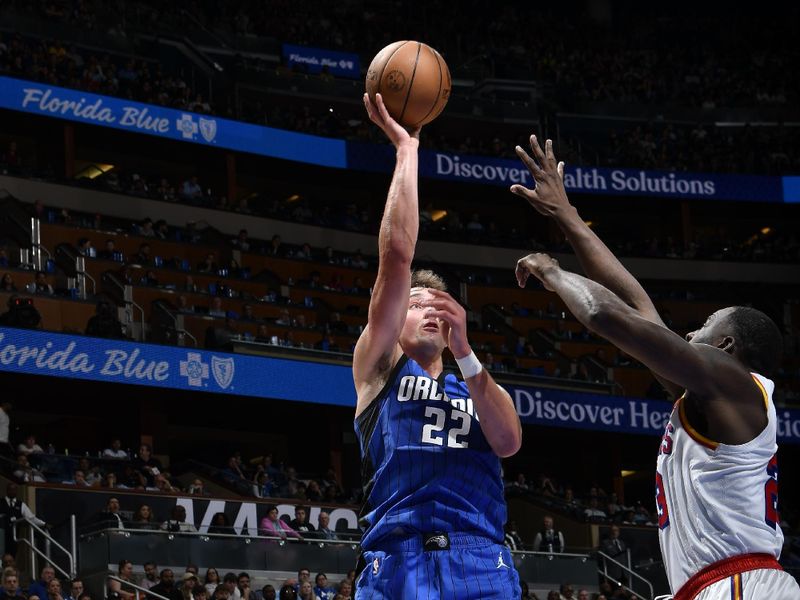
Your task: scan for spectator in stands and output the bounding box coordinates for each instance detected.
[583,497,607,521]
[107,560,137,600]
[1,482,45,555]
[161,505,197,532]
[65,580,84,600]
[102,439,128,459]
[576,591,589,600]
[27,566,56,600]
[131,504,158,529]
[260,586,275,600]
[133,444,162,486]
[277,586,296,600]
[98,239,117,261]
[266,235,284,257]
[305,480,323,502]
[533,515,565,553]
[207,298,226,320]
[296,583,313,600]
[503,521,524,551]
[312,575,333,600]
[600,525,629,583]
[46,580,63,600]
[221,574,237,598]
[203,570,219,595]
[187,478,209,496]
[13,454,45,482]
[66,470,92,487]
[93,497,125,529]
[151,570,182,600]
[558,583,575,600]
[156,179,176,202]
[0,403,10,455]
[252,471,275,499]
[232,573,251,600]
[0,275,16,292]
[259,506,300,540]
[17,434,43,456]
[180,177,203,202]
[139,218,155,238]
[316,512,337,540]
[288,506,315,535]
[180,573,198,600]
[336,580,351,599]
[194,589,208,600]
[223,456,245,482]
[0,295,41,329]
[208,513,234,534]
[231,229,251,252]
[86,299,125,339]
[132,243,152,266]
[197,253,218,274]
[519,581,534,600]
[142,563,159,590]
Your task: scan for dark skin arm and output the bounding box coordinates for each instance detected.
[515,253,767,445]
[510,136,682,399]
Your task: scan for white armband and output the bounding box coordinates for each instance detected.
[455,350,483,379]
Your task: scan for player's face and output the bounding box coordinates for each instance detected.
[400,288,447,355]
[685,307,736,348]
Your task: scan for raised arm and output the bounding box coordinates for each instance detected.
[353,93,421,417]
[511,135,682,398]
[515,253,765,444]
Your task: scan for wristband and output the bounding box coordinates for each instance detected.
[455,350,483,379]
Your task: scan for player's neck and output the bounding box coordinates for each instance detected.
[409,351,444,378]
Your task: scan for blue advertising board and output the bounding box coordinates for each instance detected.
[2,327,799,443]
[0,75,797,202]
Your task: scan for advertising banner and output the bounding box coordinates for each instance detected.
[282,44,360,79]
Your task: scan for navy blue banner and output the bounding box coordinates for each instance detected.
[282,44,361,79]
[346,142,786,202]
[0,75,796,202]
[0,76,346,168]
[1,327,799,443]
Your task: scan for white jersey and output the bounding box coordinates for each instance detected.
[655,373,784,594]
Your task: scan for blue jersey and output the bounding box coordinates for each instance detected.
[355,355,506,550]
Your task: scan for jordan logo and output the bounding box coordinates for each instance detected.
[496,552,509,569]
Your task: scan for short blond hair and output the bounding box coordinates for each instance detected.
[410,269,447,292]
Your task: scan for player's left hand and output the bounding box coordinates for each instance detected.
[515,253,561,291]
[421,289,471,358]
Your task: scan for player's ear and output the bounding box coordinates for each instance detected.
[718,336,735,354]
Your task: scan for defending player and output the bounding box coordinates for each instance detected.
[352,93,522,599]
[511,135,800,599]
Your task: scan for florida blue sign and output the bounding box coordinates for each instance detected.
[0,75,797,202]
[282,44,360,79]
[1,327,799,443]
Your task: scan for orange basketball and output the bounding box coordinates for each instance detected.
[365,41,451,128]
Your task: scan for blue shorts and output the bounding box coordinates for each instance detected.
[355,534,520,600]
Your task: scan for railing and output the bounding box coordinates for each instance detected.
[597,549,654,600]
[13,515,77,579]
[107,575,171,600]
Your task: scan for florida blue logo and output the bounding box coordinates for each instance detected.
[211,356,234,389]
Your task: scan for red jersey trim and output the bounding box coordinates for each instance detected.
[673,553,782,600]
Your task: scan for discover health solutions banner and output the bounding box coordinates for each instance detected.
[2,326,800,443]
[1,75,799,203]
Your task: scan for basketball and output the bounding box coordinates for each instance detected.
[365,41,451,128]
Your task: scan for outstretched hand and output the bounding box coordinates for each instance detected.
[515,253,561,291]
[363,93,421,149]
[510,135,570,217]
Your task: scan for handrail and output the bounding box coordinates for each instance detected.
[81,526,361,545]
[108,575,171,600]
[13,516,76,579]
[79,269,97,295]
[596,549,654,600]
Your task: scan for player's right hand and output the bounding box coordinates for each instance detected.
[363,93,421,149]
[510,135,569,217]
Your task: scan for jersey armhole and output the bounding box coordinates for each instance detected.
[355,354,409,445]
[750,373,770,412]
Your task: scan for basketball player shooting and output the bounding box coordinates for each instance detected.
[511,135,800,600]
[351,93,522,599]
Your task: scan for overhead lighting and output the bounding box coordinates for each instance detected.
[760,227,772,235]
[75,163,115,180]
[584,221,594,228]
[286,194,301,202]
[621,470,636,478]
[431,209,448,222]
